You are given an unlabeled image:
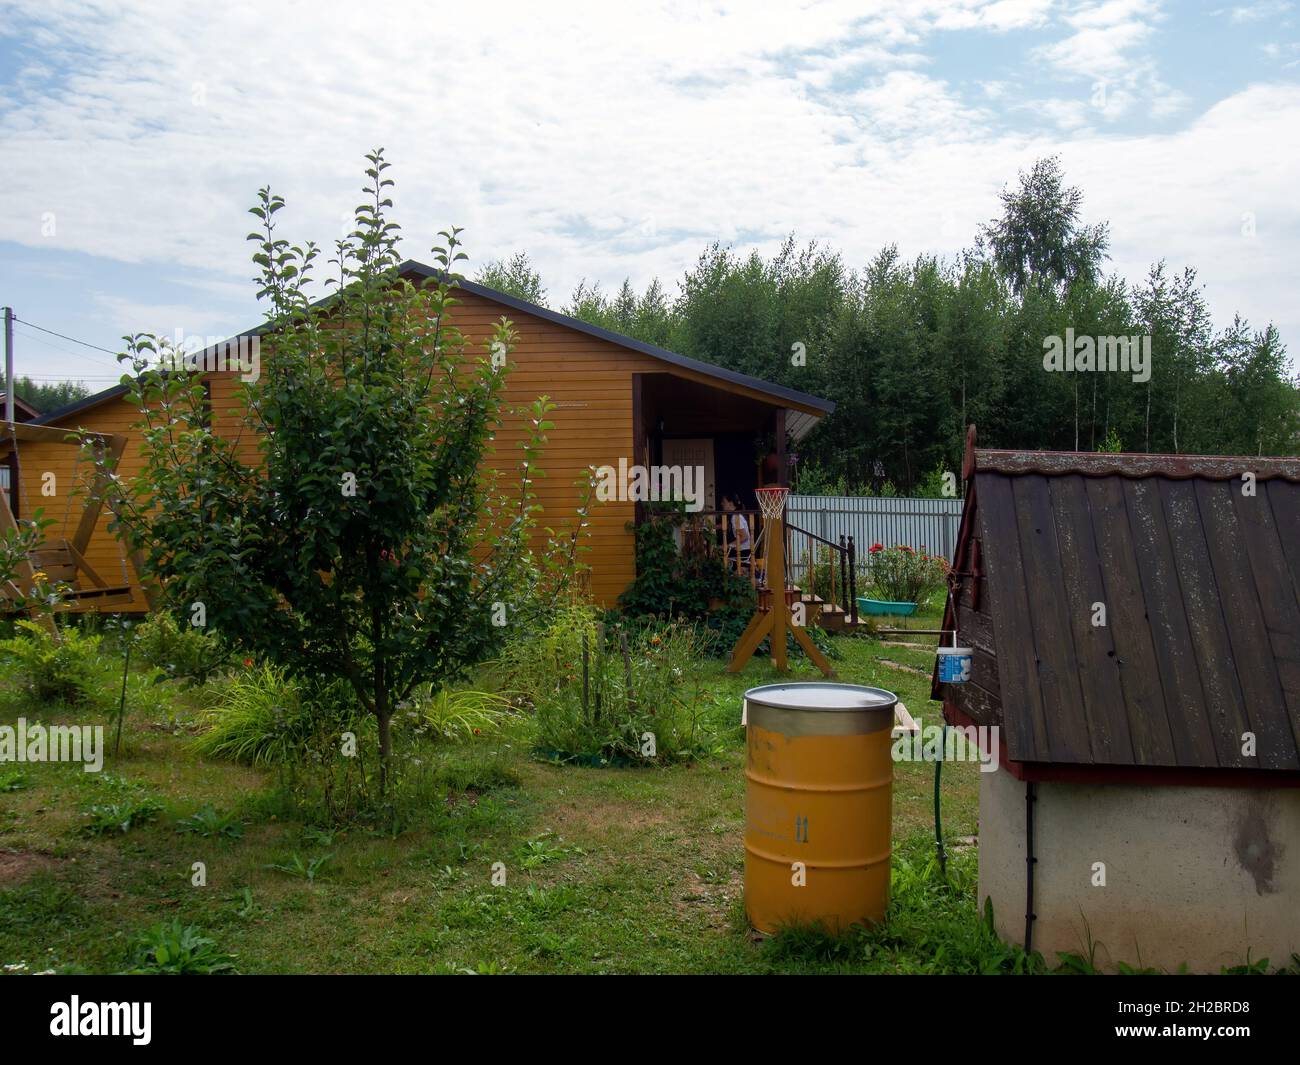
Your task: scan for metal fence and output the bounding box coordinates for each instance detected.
[786,494,964,561]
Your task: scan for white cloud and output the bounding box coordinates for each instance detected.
[1213,2,1294,23]
[843,71,989,136]
[935,0,1057,31]
[0,0,1296,375]
[1029,0,1189,122]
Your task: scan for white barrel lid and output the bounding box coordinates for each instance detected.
[743,681,897,712]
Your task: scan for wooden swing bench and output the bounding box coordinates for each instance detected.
[27,540,136,607]
[0,422,146,619]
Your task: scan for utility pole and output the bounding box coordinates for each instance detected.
[3,305,13,425]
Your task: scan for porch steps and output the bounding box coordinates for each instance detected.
[797,592,875,633]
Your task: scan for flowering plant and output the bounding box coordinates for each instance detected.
[862,544,947,605]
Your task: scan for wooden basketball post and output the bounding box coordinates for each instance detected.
[727,486,833,678]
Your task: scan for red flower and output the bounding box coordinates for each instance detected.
[870,543,883,553]
[900,545,913,553]
[243,658,253,667]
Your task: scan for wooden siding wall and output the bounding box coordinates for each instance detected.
[453,289,642,604]
[21,289,820,611]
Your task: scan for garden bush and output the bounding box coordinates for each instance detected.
[619,502,755,620]
[0,620,109,709]
[132,612,232,683]
[105,153,561,796]
[862,544,948,604]
[193,662,520,825]
[491,600,599,708]
[519,612,715,763]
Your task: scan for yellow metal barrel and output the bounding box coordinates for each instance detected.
[744,682,896,934]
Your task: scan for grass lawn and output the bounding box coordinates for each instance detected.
[0,617,1010,975]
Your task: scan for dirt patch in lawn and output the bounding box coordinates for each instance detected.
[0,848,61,886]
[879,659,932,677]
[541,797,673,840]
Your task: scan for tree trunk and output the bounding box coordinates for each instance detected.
[1089,375,1097,450]
[1144,382,1151,452]
[377,702,392,796]
[1073,378,1079,451]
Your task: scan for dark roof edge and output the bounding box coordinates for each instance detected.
[397,261,835,416]
[37,262,835,427]
[975,447,1300,482]
[0,393,43,419]
[34,384,130,426]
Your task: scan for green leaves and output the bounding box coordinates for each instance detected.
[109,151,551,786]
[123,920,236,975]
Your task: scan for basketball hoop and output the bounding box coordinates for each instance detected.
[755,486,790,520]
[727,482,832,679]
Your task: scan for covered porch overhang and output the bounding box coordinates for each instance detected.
[631,370,824,512]
[629,369,845,609]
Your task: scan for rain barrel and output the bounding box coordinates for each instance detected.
[743,682,896,934]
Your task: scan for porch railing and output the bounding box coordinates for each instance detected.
[677,509,858,624]
[784,521,858,625]
[680,509,765,588]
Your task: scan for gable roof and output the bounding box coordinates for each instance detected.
[0,393,42,421]
[34,261,834,434]
[940,440,1300,774]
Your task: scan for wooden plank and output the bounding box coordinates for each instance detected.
[790,622,834,678]
[956,606,997,657]
[62,540,108,588]
[29,553,78,582]
[1123,479,1221,767]
[1157,479,1253,767]
[69,434,127,556]
[6,422,122,448]
[951,681,1001,729]
[1197,479,1297,769]
[1012,475,1094,763]
[727,610,771,673]
[65,585,135,606]
[970,647,1000,698]
[1254,481,1300,761]
[1084,477,1177,765]
[1047,475,1133,763]
[973,474,1050,762]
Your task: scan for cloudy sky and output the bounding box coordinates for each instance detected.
[1,0,1297,392]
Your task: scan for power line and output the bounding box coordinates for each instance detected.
[13,316,121,357]
[12,324,119,370]
[16,374,122,382]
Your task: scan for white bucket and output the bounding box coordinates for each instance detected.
[936,646,973,684]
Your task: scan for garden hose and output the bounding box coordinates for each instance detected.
[934,721,947,877]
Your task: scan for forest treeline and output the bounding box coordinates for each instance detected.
[477,158,1298,495]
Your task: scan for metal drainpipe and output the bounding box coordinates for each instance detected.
[1024,781,1037,955]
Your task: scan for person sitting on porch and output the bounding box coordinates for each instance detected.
[720,493,752,569]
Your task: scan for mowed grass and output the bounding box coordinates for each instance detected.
[0,629,986,975]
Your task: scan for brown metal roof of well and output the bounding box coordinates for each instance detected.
[945,439,1300,772]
